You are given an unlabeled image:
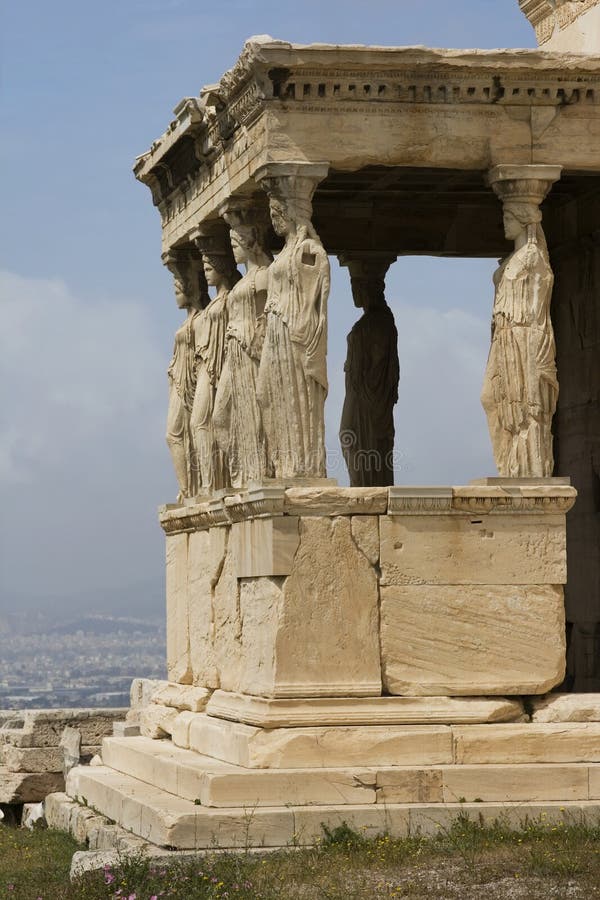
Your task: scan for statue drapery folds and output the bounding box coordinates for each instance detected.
[164,249,209,501]
[482,166,561,479]
[255,163,330,479]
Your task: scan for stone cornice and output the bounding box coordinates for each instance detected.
[159,484,577,533]
[134,39,600,214]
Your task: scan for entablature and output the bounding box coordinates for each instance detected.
[134,38,600,251]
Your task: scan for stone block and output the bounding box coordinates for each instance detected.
[188,527,226,688]
[129,678,169,710]
[151,683,211,713]
[453,723,600,764]
[237,516,381,698]
[376,768,443,804]
[532,693,600,723]
[189,715,453,768]
[205,691,525,728]
[0,766,64,803]
[139,704,178,739]
[284,487,388,516]
[381,584,565,696]
[166,532,192,684]
[44,792,76,832]
[2,744,99,774]
[1,710,127,748]
[441,764,590,803]
[113,722,140,738]
[350,515,380,565]
[380,513,567,585]
[586,768,600,800]
[171,711,195,749]
[60,726,81,776]
[293,804,410,844]
[231,516,300,577]
[212,530,244,694]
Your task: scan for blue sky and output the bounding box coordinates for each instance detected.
[0,1,536,612]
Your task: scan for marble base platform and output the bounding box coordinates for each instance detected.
[160,483,575,696]
[56,714,600,849]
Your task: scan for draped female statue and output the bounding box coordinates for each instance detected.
[213,202,273,487]
[256,167,330,479]
[340,261,399,487]
[481,193,559,478]
[164,251,207,501]
[190,243,240,494]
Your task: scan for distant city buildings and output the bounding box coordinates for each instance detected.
[0,616,166,709]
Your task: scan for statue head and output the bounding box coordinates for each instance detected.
[502,201,543,242]
[220,200,273,267]
[163,250,207,311]
[263,177,315,236]
[201,251,240,291]
[351,275,386,311]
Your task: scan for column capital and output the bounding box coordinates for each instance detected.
[254,161,329,188]
[338,251,397,281]
[219,194,271,232]
[254,162,329,214]
[486,165,562,206]
[188,220,231,255]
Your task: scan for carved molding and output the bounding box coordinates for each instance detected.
[159,488,286,534]
[159,484,576,532]
[520,0,599,44]
[388,485,577,516]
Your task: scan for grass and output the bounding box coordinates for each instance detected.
[3,815,600,898]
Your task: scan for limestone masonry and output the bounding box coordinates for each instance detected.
[36,0,600,856]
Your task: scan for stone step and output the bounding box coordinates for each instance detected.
[205,691,526,728]
[101,736,377,807]
[65,764,600,850]
[101,736,600,808]
[174,713,600,768]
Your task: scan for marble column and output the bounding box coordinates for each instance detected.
[163,247,209,501]
[254,162,331,480]
[482,164,562,478]
[338,252,399,487]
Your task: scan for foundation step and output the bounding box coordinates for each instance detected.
[173,713,600,769]
[102,736,600,808]
[66,764,600,850]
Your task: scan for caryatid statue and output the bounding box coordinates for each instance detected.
[213,198,274,488]
[481,165,562,478]
[190,225,241,495]
[339,254,399,487]
[164,248,209,501]
[255,162,330,479]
